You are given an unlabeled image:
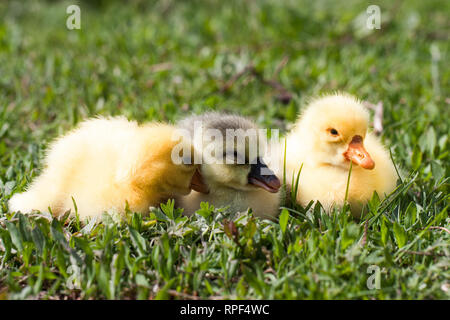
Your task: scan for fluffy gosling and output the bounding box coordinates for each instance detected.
[9,117,203,218]
[284,93,398,217]
[176,112,281,219]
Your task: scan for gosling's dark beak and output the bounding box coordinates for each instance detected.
[248,158,281,193]
[190,169,210,194]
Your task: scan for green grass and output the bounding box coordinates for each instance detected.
[0,0,449,299]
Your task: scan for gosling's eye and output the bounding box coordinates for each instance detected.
[234,152,247,164]
[224,151,245,164]
[329,128,339,136]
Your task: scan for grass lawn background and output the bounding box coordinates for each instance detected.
[0,0,448,299]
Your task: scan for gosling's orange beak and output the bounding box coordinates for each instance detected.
[343,135,375,170]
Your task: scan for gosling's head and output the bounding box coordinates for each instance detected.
[178,112,281,193]
[145,125,201,197]
[295,93,375,170]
